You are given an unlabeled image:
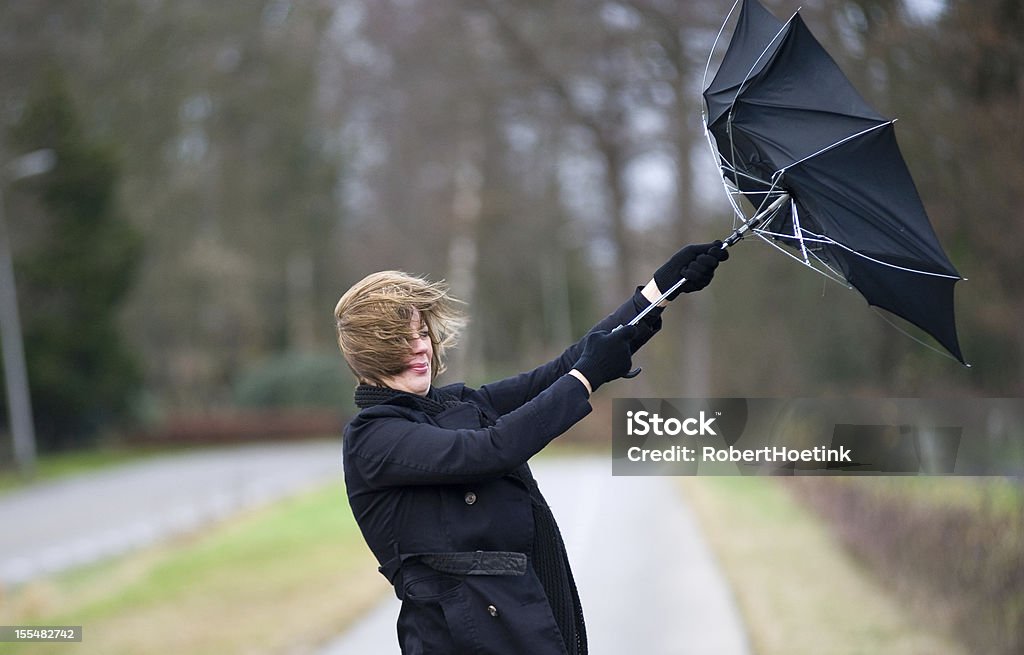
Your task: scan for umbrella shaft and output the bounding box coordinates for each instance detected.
[723,192,790,247]
[628,277,687,326]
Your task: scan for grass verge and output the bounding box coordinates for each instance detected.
[794,477,1023,655]
[0,481,387,655]
[679,477,968,655]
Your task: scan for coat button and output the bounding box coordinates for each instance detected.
[487,604,499,617]
[464,491,477,505]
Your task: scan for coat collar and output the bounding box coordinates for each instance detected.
[353,384,458,416]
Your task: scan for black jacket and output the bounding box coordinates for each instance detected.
[342,292,659,654]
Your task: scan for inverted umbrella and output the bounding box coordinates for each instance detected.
[671,0,965,363]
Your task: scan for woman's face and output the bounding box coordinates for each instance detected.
[380,308,433,395]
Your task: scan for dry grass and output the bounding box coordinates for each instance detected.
[794,477,1023,655]
[679,477,968,655]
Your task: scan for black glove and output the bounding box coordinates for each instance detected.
[653,240,730,300]
[573,326,638,392]
[627,287,663,354]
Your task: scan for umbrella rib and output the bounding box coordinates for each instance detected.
[755,226,947,278]
[805,247,848,283]
[750,225,850,283]
[702,123,737,224]
[701,0,743,93]
[790,201,811,264]
[736,99,886,124]
[727,11,800,117]
[727,111,743,190]
[792,228,962,280]
[870,307,970,366]
[716,162,748,229]
[723,166,771,188]
[780,120,893,173]
[750,230,849,286]
[716,161,770,194]
[704,127,767,230]
[752,228,848,280]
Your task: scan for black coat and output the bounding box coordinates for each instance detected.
[342,293,658,655]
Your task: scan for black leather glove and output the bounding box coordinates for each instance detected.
[653,241,730,300]
[573,326,638,392]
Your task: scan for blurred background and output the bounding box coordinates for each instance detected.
[0,0,1020,654]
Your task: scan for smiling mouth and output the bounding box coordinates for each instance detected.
[409,361,430,374]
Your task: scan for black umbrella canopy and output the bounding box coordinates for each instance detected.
[702,0,965,363]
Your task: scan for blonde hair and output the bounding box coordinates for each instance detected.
[334,271,465,385]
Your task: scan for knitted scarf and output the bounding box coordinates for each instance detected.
[354,384,458,415]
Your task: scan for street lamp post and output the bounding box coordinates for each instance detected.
[0,149,56,476]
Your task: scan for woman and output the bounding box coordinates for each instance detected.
[335,242,727,654]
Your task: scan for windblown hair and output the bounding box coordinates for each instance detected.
[334,271,465,386]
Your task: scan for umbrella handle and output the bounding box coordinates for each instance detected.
[610,276,692,378]
[610,323,643,378]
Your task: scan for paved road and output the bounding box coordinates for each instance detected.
[0,439,342,587]
[320,456,751,655]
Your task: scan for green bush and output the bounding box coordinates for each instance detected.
[232,351,353,409]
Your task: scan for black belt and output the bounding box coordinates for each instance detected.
[379,550,527,584]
